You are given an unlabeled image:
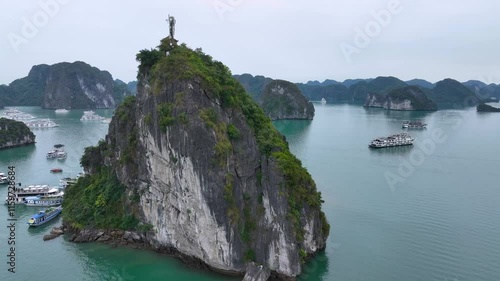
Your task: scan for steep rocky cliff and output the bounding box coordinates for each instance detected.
[42,61,118,109]
[262,80,315,120]
[64,41,329,280]
[364,86,437,111]
[0,118,36,149]
[0,62,132,109]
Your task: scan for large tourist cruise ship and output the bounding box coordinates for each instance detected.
[5,184,60,204]
[25,119,59,129]
[2,109,35,121]
[80,110,106,121]
[369,133,415,148]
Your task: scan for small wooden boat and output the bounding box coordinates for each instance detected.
[50,168,63,173]
[27,206,62,227]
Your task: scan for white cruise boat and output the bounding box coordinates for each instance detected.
[0,173,9,185]
[56,150,67,160]
[24,119,59,129]
[2,109,35,121]
[80,110,105,121]
[47,144,67,160]
[321,98,327,104]
[5,185,59,204]
[55,109,69,113]
[369,133,415,148]
[24,192,64,207]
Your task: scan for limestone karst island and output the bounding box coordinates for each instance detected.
[62,17,329,281]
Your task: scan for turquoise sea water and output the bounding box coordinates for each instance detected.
[1,105,499,281]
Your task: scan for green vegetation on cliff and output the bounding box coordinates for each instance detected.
[136,42,330,239]
[65,96,142,230]
[0,118,36,149]
[63,165,140,230]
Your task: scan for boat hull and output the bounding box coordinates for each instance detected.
[27,207,62,227]
[369,143,414,148]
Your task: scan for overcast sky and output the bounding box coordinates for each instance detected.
[1,0,499,85]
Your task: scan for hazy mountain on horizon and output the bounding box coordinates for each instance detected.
[406,79,435,89]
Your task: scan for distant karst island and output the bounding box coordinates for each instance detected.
[0,118,36,150]
[4,61,498,114]
[261,80,315,120]
[364,86,437,111]
[477,103,500,112]
[0,61,134,109]
[233,74,499,111]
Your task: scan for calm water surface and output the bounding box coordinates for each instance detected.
[1,105,499,281]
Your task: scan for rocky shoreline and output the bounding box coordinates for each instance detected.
[61,224,290,280]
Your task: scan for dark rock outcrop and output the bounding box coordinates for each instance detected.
[477,103,500,112]
[262,80,315,120]
[64,41,329,280]
[364,86,437,111]
[0,118,36,150]
[43,226,65,241]
[43,234,60,241]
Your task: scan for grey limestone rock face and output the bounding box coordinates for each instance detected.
[243,262,271,281]
[41,61,116,109]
